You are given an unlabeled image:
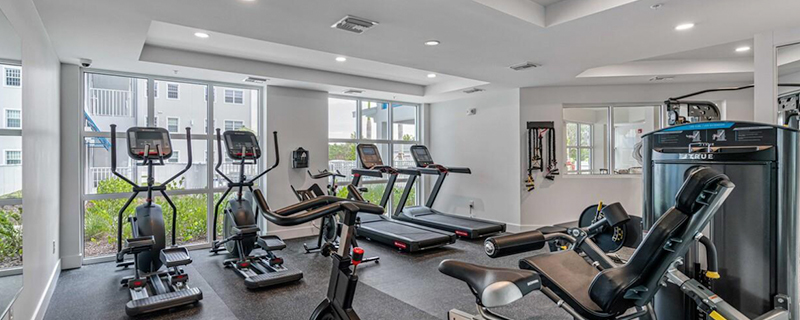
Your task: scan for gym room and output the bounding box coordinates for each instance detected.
[0,0,799,319]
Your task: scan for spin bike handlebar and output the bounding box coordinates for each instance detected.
[252,189,383,226]
[308,170,346,179]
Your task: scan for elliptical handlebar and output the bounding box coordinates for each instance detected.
[308,169,346,179]
[247,131,279,184]
[110,124,138,187]
[162,127,193,186]
[214,128,234,185]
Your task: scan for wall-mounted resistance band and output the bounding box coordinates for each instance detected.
[526,121,557,191]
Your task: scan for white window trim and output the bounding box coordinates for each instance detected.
[167,117,180,133]
[565,121,594,175]
[4,67,21,88]
[153,81,159,98]
[4,108,21,129]
[166,82,180,100]
[224,119,245,131]
[224,89,245,105]
[4,149,21,165]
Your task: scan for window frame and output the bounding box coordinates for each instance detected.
[166,116,180,133]
[4,66,21,88]
[224,119,245,132]
[166,82,180,100]
[79,69,264,265]
[224,89,244,105]
[4,108,21,129]
[564,121,594,175]
[327,95,423,211]
[4,149,21,165]
[168,150,180,163]
[563,104,662,176]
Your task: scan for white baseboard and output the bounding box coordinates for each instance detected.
[269,225,316,240]
[60,254,82,270]
[33,259,61,320]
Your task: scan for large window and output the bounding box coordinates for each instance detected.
[0,63,23,272]
[224,89,244,104]
[82,72,262,261]
[563,105,660,175]
[328,96,421,208]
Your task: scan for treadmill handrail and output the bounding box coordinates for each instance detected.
[351,168,384,178]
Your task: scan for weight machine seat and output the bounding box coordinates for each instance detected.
[439,260,541,308]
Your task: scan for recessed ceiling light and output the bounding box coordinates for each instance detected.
[424,40,440,46]
[675,23,695,31]
[194,32,210,38]
[427,73,437,78]
[335,56,347,62]
[735,46,751,52]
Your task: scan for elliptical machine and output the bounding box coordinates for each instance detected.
[210,129,303,289]
[111,125,203,317]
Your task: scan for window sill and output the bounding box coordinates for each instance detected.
[560,174,641,179]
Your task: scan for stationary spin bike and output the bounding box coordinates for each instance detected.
[292,169,380,264]
[111,125,203,317]
[210,129,303,289]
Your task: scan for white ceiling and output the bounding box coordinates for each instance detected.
[28,0,800,101]
[531,0,564,7]
[0,8,20,61]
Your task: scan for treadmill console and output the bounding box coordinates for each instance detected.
[126,127,173,160]
[357,144,384,168]
[223,130,262,160]
[410,145,434,167]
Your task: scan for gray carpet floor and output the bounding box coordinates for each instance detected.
[44,236,570,320]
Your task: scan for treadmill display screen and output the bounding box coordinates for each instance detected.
[410,145,434,167]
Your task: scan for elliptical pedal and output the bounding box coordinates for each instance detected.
[257,235,287,251]
[160,246,193,268]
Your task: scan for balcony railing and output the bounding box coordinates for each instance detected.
[89,88,133,117]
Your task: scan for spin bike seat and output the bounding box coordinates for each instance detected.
[439,259,541,308]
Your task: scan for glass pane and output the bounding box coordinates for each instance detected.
[329,142,357,183]
[152,139,207,189]
[155,81,206,133]
[579,124,591,147]
[566,148,578,173]
[156,193,208,246]
[336,183,386,206]
[84,196,145,258]
[214,86,258,135]
[392,181,417,209]
[613,106,658,175]
[361,101,389,140]
[84,137,135,194]
[0,204,22,268]
[392,144,415,168]
[84,73,147,132]
[329,98,357,139]
[579,148,592,172]
[565,123,577,146]
[392,103,417,141]
[212,140,260,189]
[0,136,22,198]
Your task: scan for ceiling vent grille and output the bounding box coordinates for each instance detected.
[243,77,268,84]
[463,88,486,94]
[332,16,378,34]
[649,76,675,82]
[509,62,541,71]
[344,89,364,95]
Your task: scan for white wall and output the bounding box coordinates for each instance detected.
[429,89,523,229]
[265,86,329,238]
[0,0,62,319]
[519,82,753,229]
[60,64,82,270]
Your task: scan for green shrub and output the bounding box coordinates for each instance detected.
[0,205,22,265]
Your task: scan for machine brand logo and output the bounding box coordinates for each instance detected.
[680,153,714,160]
[687,131,701,142]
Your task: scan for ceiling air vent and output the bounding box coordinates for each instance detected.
[509,62,541,71]
[243,77,268,84]
[649,76,675,82]
[463,88,485,94]
[344,89,364,95]
[332,15,378,34]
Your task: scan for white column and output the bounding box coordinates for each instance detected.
[754,32,777,124]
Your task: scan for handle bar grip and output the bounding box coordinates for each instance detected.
[485,230,546,258]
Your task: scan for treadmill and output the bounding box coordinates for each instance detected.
[393,145,506,239]
[348,144,457,252]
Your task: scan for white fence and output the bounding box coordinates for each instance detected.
[89,88,132,117]
[0,165,22,196]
